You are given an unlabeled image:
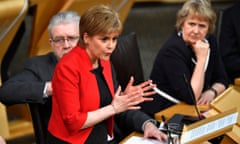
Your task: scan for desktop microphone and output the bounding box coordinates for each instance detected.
[150,83,181,104]
[161,115,173,144]
[183,74,203,120]
[163,74,204,138]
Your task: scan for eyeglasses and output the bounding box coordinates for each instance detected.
[51,36,79,45]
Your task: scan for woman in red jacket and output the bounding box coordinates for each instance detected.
[47,4,167,144]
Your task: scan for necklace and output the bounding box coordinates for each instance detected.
[92,61,99,69]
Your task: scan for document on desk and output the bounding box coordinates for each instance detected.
[123,136,167,144]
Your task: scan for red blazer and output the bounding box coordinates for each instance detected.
[48,46,115,143]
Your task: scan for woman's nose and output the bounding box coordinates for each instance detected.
[108,40,114,48]
[193,26,200,33]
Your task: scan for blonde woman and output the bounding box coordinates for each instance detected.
[142,0,228,116]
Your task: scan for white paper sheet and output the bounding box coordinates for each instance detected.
[123,136,168,144]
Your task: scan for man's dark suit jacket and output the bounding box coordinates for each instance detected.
[0,52,57,143]
[219,3,240,83]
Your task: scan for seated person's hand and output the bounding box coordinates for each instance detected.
[197,89,215,105]
[46,81,52,96]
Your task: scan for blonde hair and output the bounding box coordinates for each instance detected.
[79,4,122,47]
[175,0,216,34]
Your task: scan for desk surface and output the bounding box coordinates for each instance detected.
[119,132,143,144]
[154,103,209,121]
[120,103,237,144]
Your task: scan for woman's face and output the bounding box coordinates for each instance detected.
[84,32,119,63]
[181,14,209,45]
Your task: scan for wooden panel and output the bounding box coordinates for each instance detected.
[221,134,238,144]
[121,104,233,144]
[154,103,209,121]
[227,125,240,143]
[0,0,28,85]
[181,108,237,144]
[134,0,235,3]
[31,0,135,56]
[234,78,240,86]
[209,86,240,143]
[7,119,33,140]
[210,85,240,125]
[0,103,9,138]
[0,0,33,140]
[7,104,32,121]
[28,0,69,56]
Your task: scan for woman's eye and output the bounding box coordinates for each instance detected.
[199,24,207,28]
[113,37,118,41]
[101,37,108,42]
[189,22,195,26]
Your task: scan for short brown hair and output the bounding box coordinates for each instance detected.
[79,4,122,47]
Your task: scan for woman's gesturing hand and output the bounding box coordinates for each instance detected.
[123,76,156,100]
[111,76,156,114]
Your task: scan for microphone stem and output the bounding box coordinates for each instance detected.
[183,74,202,120]
[162,115,174,144]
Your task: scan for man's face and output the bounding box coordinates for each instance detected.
[49,22,79,59]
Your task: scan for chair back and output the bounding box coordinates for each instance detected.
[216,10,223,47]
[28,103,48,144]
[111,32,144,90]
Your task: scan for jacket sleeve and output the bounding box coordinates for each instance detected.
[52,60,88,134]
[0,58,47,105]
[114,110,151,135]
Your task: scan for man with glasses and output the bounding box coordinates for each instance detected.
[0,11,80,143]
[0,11,80,103]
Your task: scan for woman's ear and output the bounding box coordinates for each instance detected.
[83,32,89,44]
